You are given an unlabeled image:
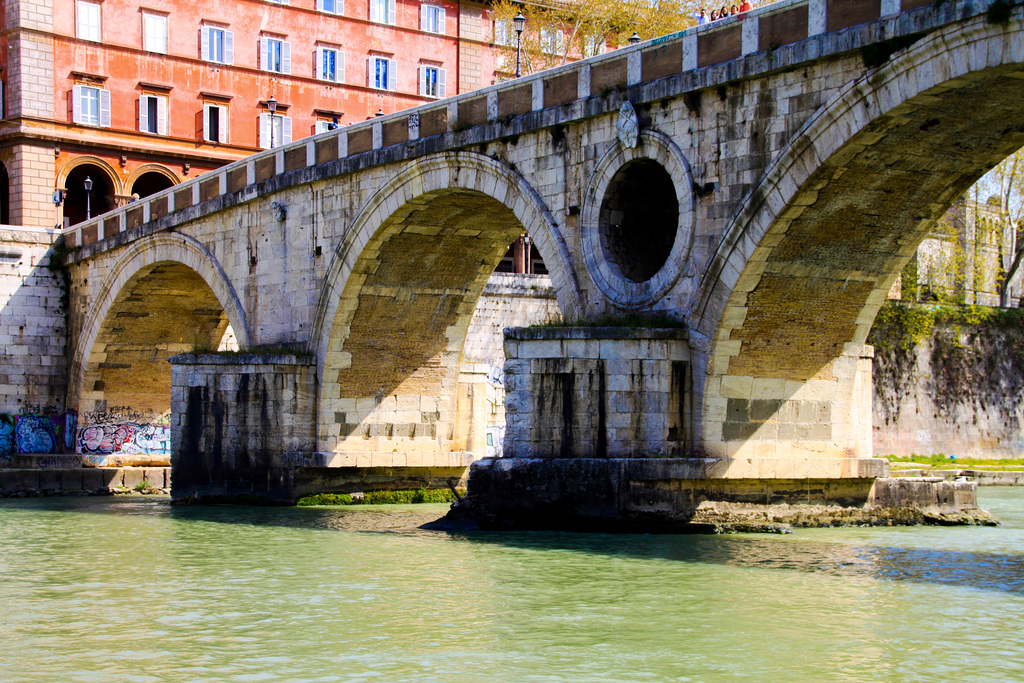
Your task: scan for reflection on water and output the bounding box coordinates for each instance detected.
[0,489,1022,682]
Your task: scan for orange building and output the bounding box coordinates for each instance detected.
[0,0,528,228]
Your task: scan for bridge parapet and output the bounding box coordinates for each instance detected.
[62,0,991,262]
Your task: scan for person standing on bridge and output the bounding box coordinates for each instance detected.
[697,7,709,24]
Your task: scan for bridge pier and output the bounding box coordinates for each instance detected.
[452,327,989,531]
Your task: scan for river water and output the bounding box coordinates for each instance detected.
[1,489,1023,682]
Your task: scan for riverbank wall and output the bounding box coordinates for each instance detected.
[0,466,170,497]
[870,304,1024,459]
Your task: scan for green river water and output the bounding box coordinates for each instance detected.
[1,489,1023,682]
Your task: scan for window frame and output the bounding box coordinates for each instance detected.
[316,0,344,14]
[139,93,168,135]
[72,84,111,127]
[420,4,445,34]
[77,0,102,42]
[201,25,234,64]
[419,65,445,99]
[258,112,293,149]
[316,46,344,83]
[142,11,168,54]
[369,0,396,25]
[368,56,397,91]
[261,36,292,74]
[203,102,228,143]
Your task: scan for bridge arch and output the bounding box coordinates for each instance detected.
[312,151,581,459]
[695,12,1024,457]
[68,233,251,420]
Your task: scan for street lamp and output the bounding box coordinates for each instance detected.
[84,176,93,220]
[513,11,526,78]
[628,31,641,45]
[267,95,278,149]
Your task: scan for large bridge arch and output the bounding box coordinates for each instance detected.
[312,151,582,461]
[68,233,251,424]
[696,13,1024,459]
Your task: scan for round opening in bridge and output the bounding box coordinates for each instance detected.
[598,159,679,283]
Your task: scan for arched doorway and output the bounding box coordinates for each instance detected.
[130,170,175,199]
[64,164,115,225]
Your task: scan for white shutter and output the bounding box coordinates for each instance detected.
[367,58,372,88]
[316,0,325,9]
[315,47,324,79]
[99,89,111,127]
[388,59,396,91]
[225,30,234,64]
[338,52,346,82]
[139,96,149,132]
[438,8,445,34]
[157,96,168,135]
[259,113,269,149]
[203,103,212,141]
[201,26,210,60]
[217,105,228,143]
[260,38,269,70]
[282,41,291,74]
[419,65,426,96]
[437,67,446,98]
[72,85,83,123]
[282,116,292,144]
[387,0,396,24]
[420,4,428,30]
[370,0,380,22]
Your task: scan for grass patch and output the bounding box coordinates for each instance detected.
[296,488,457,506]
[886,454,1024,470]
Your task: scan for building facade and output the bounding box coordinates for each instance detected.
[0,0,529,230]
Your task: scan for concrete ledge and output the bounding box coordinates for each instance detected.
[168,353,314,366]
[506,326,689,341]
[0,467,170,496]
[449,458,992,532]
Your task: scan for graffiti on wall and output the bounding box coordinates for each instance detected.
[77,423,171,456]
[15,415,60,454]
[0,411,77,464]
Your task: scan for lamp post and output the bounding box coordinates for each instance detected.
[513,11,526,78]
[628,31,641,45]
[268,95,278,149]
[84,176,93,220]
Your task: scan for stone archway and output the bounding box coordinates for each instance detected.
[60,158,121,226]
[312,152,582,462]
[695,14,1024,460]
[128,166,178,199]
[69,233,251,427]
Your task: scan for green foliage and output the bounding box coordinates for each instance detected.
[886,453,1024,469]
[296,488,456,506]
[867,302,935,352]
[133,479,156,493]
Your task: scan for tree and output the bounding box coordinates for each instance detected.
[985,148,1024,306]
[489,0,701,77]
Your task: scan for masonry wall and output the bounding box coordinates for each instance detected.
[873,317,1024,459]
[0,226,67,414]
[462,272,562,366]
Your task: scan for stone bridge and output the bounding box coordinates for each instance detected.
[63,0,1024,513]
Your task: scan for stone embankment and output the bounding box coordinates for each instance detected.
[892,469,1024,485]
[0,460,170,497]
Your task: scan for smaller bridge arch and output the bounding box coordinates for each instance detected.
[69,233,251,418]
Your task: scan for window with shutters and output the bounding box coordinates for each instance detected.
[370,0,396,24]
[493,20,513,46]
[203,103,228,143]
[139,94,168,135]
[369,56,396,91]
[316,46,343,83]
[72,85,110,127]
[142,12,167,54]
[259,112,292,149]
[421,4,445,33]
[419,65,445,98]
[541,28,563,55]
[77,1,101,42]
[317,0,343,14]
[582,34,605,57]
[261,37,291,74]
[201,25,234,64]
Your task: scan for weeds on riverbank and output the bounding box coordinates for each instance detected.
[886,454,1024,470]
[296,488,457,506]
